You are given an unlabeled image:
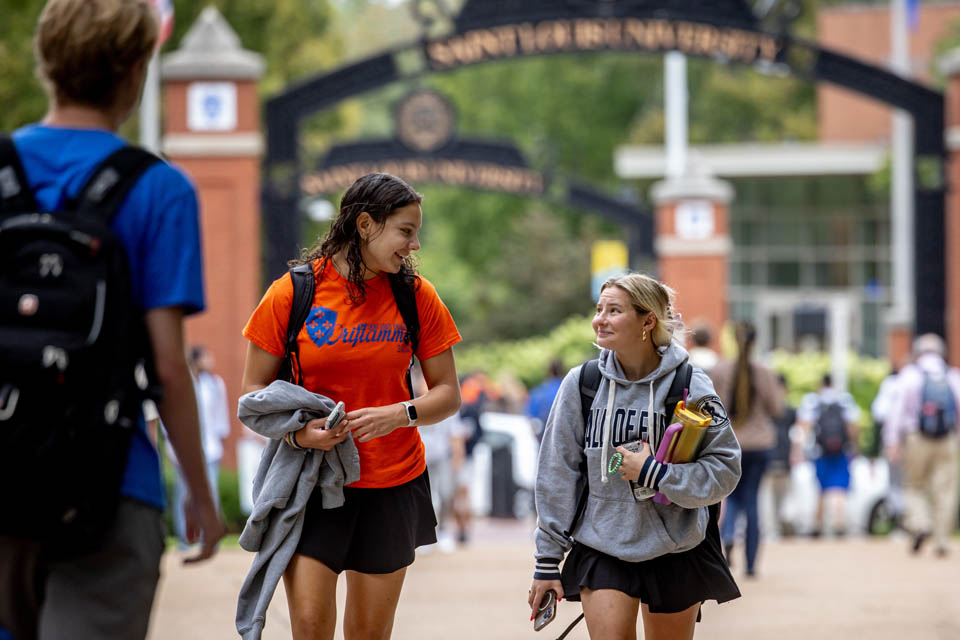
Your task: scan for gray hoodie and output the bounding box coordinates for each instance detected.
[533,342,741,580]
[235,380,361,640]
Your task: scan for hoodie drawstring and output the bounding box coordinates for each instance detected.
[601,374,662,484]
[648,379,656,456]
[599,379,617,484]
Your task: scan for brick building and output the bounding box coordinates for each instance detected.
[618,2,960,363]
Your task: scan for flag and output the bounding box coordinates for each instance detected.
[906,0,919,31]
[150,0,174,48]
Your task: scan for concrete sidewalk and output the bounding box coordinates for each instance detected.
[148,519,960,639]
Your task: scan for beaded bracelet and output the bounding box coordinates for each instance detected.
[285,430,305,451]
[607,452,623,475]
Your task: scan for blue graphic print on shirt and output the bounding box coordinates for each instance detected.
[306,306,411,352]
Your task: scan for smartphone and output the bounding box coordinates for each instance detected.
[325,401,345,430]
[533,590,557,632]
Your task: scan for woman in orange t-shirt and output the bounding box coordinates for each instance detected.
[241,173,462,639]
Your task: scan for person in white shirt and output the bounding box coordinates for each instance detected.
[414,368,467,552]
[884,334,960,557]
[168,346,231,546]
[688,324,719,372]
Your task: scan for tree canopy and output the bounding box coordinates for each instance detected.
[0,0,881,348]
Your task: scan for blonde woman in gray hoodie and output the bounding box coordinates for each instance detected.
[529,274,741,640]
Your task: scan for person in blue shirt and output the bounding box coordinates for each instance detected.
[0,1,224,639]
[526,359,565,443]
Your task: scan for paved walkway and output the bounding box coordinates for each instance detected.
[148,519,959,639]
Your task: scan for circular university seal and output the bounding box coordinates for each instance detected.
[395,89,456,152]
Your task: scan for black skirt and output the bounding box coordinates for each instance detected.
[561,505,740,615]
[295,469,437,574]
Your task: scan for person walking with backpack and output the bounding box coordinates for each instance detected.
[529,274,741,640]
[708,322,784,577]
[797,374,860,537]
[0,1,224,639]
[238,173,462,639]
[883,334,960,557]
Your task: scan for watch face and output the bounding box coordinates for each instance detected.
[407,403,418,421]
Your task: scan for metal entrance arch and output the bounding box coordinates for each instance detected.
[263,0,946,337]
[300,88,653,260]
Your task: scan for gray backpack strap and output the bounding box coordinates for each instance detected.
[71,146,160,221]
[0,135,39,213]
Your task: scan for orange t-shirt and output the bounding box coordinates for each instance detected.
[242,260,462,488]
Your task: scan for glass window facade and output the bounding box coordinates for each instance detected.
[727,176,891,356]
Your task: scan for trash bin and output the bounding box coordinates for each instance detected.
[485,431,517,518]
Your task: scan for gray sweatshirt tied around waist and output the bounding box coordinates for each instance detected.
[235,380,361,639]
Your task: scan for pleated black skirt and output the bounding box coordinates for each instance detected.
[560,505,740,615]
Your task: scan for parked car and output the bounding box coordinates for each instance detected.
[765,456,900,536]
[468,411,539,518]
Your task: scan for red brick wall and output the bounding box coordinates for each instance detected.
[656,202,730,352]
[946,73,960,366]
[818,3,960,143]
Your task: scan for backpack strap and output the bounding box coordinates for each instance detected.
[278,264,316,386]
[665,362,694,422]
[670,361,723,527]
[0,135,40,213]
[578,359,601,427]
[564,359,601,539]
[388,273,420,399]
[71,147,160,222]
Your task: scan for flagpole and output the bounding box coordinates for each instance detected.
[139,53,161,153]
[890,0,914,333]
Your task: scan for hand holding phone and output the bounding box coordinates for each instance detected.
[325,401,345,431]
[533,590,558,632]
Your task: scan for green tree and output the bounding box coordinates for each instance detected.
[0,0,48,132]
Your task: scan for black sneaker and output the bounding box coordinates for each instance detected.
[911,532,930,554]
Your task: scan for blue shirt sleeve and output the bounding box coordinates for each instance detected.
[116,163,205,314]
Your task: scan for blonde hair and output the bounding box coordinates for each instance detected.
[35,0,157,109]
[600,273,679,347]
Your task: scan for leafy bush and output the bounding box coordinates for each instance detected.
[456,315,597,388]
[457,315,891,454]
[163,463,248,536]
[218,468,247,534]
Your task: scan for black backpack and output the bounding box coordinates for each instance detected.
[278,261,419,399]
[917,371,957,439]
[0,136,160,557]
[815,400,849,454]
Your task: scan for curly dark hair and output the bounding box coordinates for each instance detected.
[293,173,423,304]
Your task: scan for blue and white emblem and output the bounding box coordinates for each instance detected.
[305,306,337,347]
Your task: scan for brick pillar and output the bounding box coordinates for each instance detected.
[161,8,265,468]
[650,171,734,352]
[939,49,960,366]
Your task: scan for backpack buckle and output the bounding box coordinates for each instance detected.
[0,385,19,421]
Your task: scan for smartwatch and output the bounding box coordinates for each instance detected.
[401,401,418,426]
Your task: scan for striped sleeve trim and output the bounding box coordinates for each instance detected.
[533,558,561,580]
[638,456,668,491]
